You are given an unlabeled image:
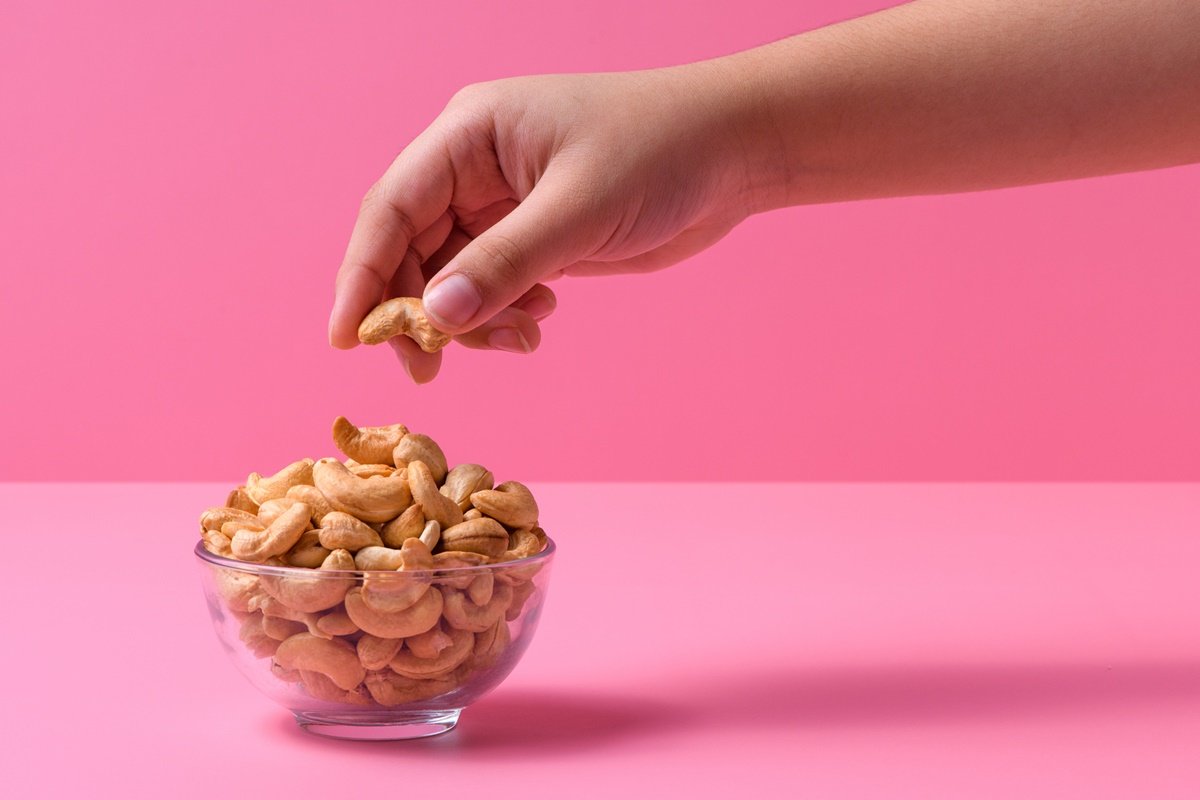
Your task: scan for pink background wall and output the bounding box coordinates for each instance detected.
[2,0,1197,482]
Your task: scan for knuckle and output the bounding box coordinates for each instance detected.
[472,234,526,287]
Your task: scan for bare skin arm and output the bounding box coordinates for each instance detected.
[329,0,1200,382]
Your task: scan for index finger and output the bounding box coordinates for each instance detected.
[328,130,455,349]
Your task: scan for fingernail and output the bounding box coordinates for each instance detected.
[519,294,556,321]
[424,274,482,329]
[487,327,532,353]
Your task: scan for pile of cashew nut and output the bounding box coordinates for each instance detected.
[199,417,548,707]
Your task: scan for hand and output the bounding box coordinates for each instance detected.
[328,65,757,382]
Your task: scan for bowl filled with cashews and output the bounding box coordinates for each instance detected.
[195,416,554,741]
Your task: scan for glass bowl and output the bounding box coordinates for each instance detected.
[194,537,554,741]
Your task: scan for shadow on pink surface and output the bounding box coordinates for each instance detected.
[267,660,1200,755]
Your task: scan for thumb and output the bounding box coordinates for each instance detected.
[422,172,604,334]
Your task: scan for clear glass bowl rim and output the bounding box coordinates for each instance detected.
[193,534,555,578]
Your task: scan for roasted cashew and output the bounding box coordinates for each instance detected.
[442,517,509,558]
[357,297,451,353]
[315,607,359,637]
[214,571,261,613]
[464,508,483,520]
[472,618,511,670]
[300,669,372,705]
[380,504,424,548]
[408,460,463,528]
[360,539,434,612]
[332,416,408,466]
[260,548,355,613]
[230,502,311,562]
[405,622,455,659]
[344,585,443,639]
[201,529,233,558]
[285,484,336,526]
[220,518,264,538]
[312,458,411,523]
[225,486,259,514]
[200,506,259,533]
[246,459,314,505]
[419,519,441,551]
[364,668,463,706]
[239,612,279,658]
[470,481,539,529]
[505,528,543,560]
[440,464,495,511]
[257,497,304,526]
[442,582,513,632]
[317,511,384,552]
[262,614,307,641]
[393,433,448,483]
[285,530,330,569]
[356,634,405,671]
[467,572,494,606]
[349,463,395,478]
[354,546,404,571]
[389,624,473,679]
[248,594,324,637]
[432,551,490,589]
[506,578,539,622]
[274,633,365,691]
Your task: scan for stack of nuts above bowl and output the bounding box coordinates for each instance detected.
[198,417,549,707]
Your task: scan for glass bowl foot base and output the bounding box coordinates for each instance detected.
[295,709,462,740]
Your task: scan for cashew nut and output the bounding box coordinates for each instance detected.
[274,633,365,691]
[225,486,260,514]
[442,582,513,632]
[441,464,494,511]
[356,634,405,671]
[220,518,264,538]
[214,570,261,613]
[349,463,395,478]
[285,484,336,526]
[300,669,372,705]
[262,614,307,641]
[260,548,355,613]
[354,546,404,571]
[285,530,330,569]
[405,622,455,660]
[380,504,424,548]
[256,496,304,526]
[201,529,233,558]
[467,572,494,606]
[360,539,434,613]
[432,551,490,589]
[464,508,483,520]
[315,608,359,637]
[312,458,412,523]
[357,297,451,353]
[471,618,511,670]
[419,519,441,551]
[408,459,463,528]
[230,502,311,562]
[317,511,384,552]
[469,481,539,529]
[201,506,260,533]
[344,585,443,639]
[505,528,543,560]
[332,416,408,466]
[389,624,474,679]
[239,612,279,658]
[393,433,448,484]
[248,594,324,637]
[442,517,509,558]
[505,578,539,622]
[364,668,462,706]
[246,459,314,505]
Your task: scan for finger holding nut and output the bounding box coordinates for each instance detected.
[357,297,451,353]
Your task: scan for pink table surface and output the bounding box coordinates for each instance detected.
[3,483,1199,798]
